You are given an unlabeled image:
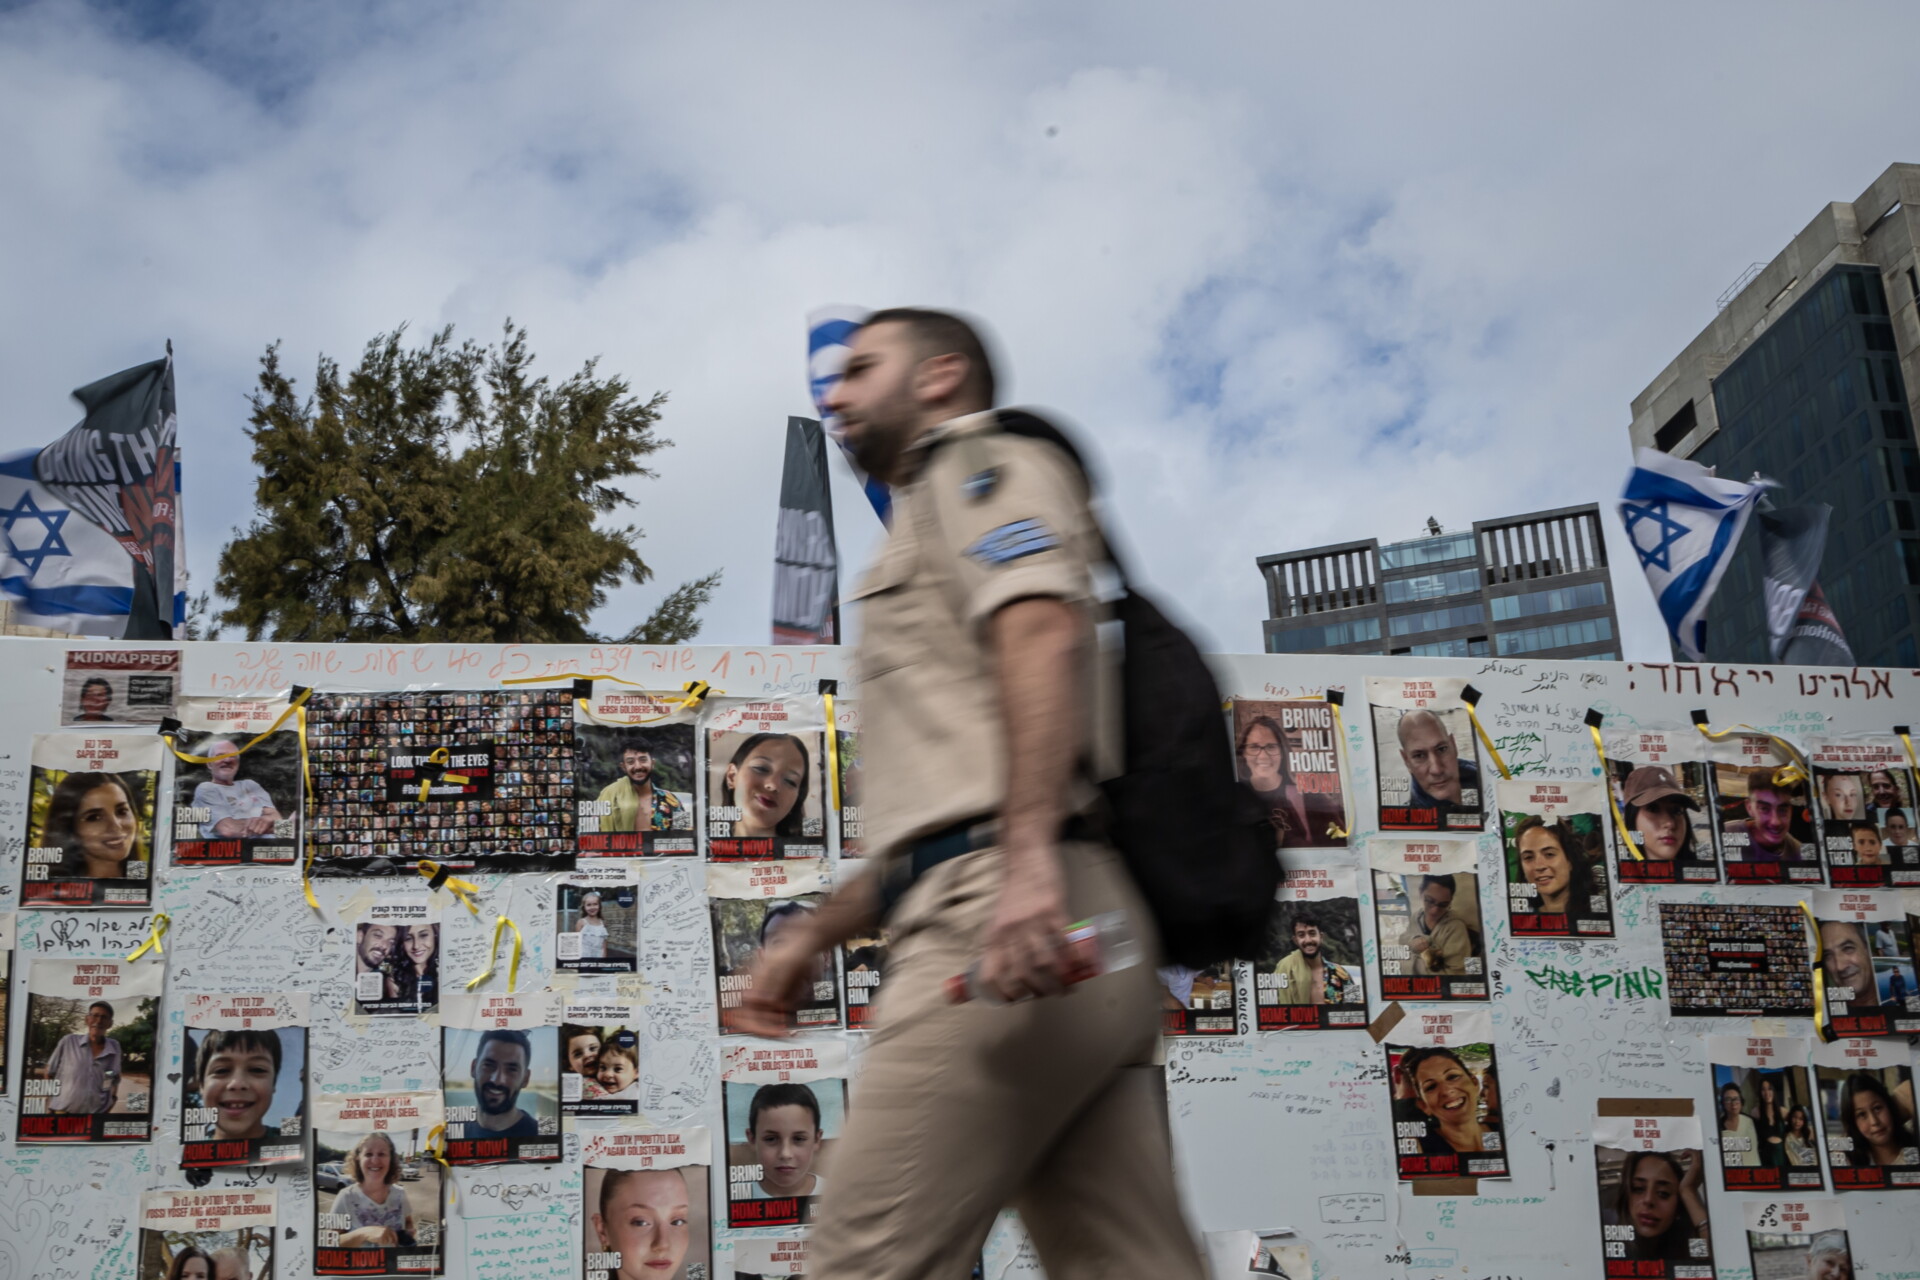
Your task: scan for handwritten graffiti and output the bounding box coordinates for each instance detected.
[1523,964,1664,1000]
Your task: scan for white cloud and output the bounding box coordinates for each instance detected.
[2,0,1916,658]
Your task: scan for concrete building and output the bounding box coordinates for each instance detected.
[1629,162,1920,665]
[1257,505,1619,659]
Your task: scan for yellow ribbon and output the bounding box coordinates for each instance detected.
[1896,726,1917,778]
[1584,712,1643,861]
[823,687,842,812]
[415,747,471,803]
[416,860,483,916]
[425,1124,457,1208]
[1460,686,1511,780]
[298,702,320,910]
[466,914,523,991]
[504,674,715,725]
[127,912,170,962]
[160,688,314,764]
[1801,900,1832,1044]
[1691,712,1809,789]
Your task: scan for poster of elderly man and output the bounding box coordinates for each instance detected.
[1368,677,1485,833]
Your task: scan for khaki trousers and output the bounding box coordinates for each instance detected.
[807,841,1205,1280]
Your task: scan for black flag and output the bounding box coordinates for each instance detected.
[771,416,839,645]
[1757,504,1853,665]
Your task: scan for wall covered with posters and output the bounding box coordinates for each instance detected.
[0,637,1915,1280]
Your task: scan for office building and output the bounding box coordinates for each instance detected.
[1257,505,1620,659]
[1629,162,1920,665]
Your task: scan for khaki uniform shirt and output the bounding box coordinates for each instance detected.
[848,411,1113,859]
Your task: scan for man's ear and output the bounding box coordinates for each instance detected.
[913,352,970,406]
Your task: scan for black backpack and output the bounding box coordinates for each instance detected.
[994,409,1280,967]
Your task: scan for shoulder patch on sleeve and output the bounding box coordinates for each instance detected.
[964,518,1060,566]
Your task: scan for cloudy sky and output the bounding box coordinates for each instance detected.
[4,1,1917,656]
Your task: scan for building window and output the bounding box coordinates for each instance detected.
[1409,638,1471,657]
[1267,615,1382,654]
[1388,603,1486,637]
[1494,617,1614,656]
[1654,400,1697,453]
[1489,581,1610,622]
[1378,533,1477,571]
[1383,567,1481,605]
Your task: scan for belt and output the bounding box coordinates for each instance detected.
[879,811,1102,920]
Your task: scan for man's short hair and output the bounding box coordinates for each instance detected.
[87,1000,115,1019]
[1291,906,1320,934]
[864,307,997,407]
[1742,765,1801,802]
[475,1028,533,1065]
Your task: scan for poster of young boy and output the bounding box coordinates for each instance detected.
[312,1091,443,1277]
[1230,699,1349,848]
[1812,1036,1920,1190]
[710,861,840,1034]
[352,899,439,1017]
[1812,889,1920,1038]
[1603,730,1719,884]
[1707,1035,1825,1192]
[1499,778,1613,938]
[1384,1007,1509,1181]
[18,957,162,1143]
[180,992,307,1168]
[1252,862,1367,1031]
[1592,1111,1712,1278]
[1367,677,1484,834]
[574,687,698,858]
[580,1126,712,1280]
[440,991,561,1165]
[1743,1200,1856,1280]
[720,1039,848,1229]
[22,732,161,908]
[137,1188,275,1280]
[561,1003,642,1118]
[1811,739,1920,887]
[1370,839,1487,1002]
[703,699,827,861]
[555,866,640,975]
[168,695,302,866]
[1705,733,1820,885]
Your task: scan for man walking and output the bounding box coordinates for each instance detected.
[737,309,1203,1279]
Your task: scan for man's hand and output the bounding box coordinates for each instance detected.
[976,842,1070,1003]
[734,930,826,1039]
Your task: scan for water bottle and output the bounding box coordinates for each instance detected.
[945,910,1143,1004]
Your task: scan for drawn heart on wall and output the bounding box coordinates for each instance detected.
[166,1073,181,1084]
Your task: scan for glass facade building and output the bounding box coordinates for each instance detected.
[1256,505,1620,660]
[1629,163,1920,666]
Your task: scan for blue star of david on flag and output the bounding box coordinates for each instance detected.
[1618,449,1770,662]
[0,489,73,574]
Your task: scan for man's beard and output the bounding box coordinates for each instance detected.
[626,766,651,785]
[478,1084,517,1116]
[1298,942,1319,958]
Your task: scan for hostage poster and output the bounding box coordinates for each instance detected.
[1812,889,1919,1038]
[703,699,828,862]
[1593,1110,1712,1278]
[711,861,840,1034]
[1603,730,1719,884]
[440,991,562,1165]
[720,1040,847,1229]
[169,695,302,866]
[1252,862,1367,1031]
[1367,677,1484,833]
[1811,739,1920,887]
[1707,1035,1824,1192]
[574,686,698,858]
[138,1189,276,1280]
[580,1125,712,1280]
[1385,1006,1509,1181]
[312,1091,443,1277]
[18,957,162,1143]
[179,992,307,1168]
[1812,1036,1919,1191]
[1499,778,1614,938]
[1371,839,1487,1002]
[22,731,161,908]
[1230,699,1348,848]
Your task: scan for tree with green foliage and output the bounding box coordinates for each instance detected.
[216,323,719,643]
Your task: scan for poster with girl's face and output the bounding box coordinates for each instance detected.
[22,733,161,908]
[1231,699,1349,848]
[1743,1200,1856,1280]
[841,928,887,1031]
[19,957,162,1143]
[710,862,840,1034]
[720,1040,848,1229]
[440,992,561,1165]
[703,700,827,861]
[138,1188,275,1280]
[180,994,307,1168]
[1812,1036,1920,1190]
[312,1092,443,1277]
[1706,735,1819,884]
[1370,839,1487,1002]
[1812,890,1920,1038]
[1604,732,1719,884]
[1384,1007,1508,1181]
[563,1004,643,1117]
[1592,1113,1713,1279]
[728,1237,807,1278]
[168,696,302,867]
[1707,1036,1824,1192]
[556,868,639,974]
[1367,677,1484,834]
[833,698,864,859]
[574,689,698,858]
[1811,741,1920,887]
[1252,862,1366,1031]
[1498,779,1613,938]
[352,900,439,1017]
[580,1126,712,1280]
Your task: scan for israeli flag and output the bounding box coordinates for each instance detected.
[0,448,152,635]
[807,305,891,524]
[1618,447,1769,661]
